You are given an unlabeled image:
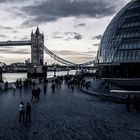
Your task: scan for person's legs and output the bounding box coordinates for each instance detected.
[29,114,31,123]
[23,112,25,122]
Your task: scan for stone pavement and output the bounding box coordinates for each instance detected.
[0,81,139,140]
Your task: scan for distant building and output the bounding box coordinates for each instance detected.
[25,58,30,64]
[95,0,140,89]
[31,27,44,65]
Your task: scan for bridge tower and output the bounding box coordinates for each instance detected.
[31,27,44,66]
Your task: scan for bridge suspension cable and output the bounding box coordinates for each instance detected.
[43,45,94,66]
[43,45,77,66]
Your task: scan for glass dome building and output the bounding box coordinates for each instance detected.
[95,0,140,89]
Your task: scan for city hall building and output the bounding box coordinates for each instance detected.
[95,0,140,89]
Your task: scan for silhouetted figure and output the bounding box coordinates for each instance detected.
[51,83,55,93]
[32,80,36,89]
[71,85,74,92]
[16,79,19,88]
[26,103,31,123]
[19,102,25,122]
[36,87,41,101]
[12,83,16,93]
[5,81,8,90]
[31,88,36,101]
[126,95,131,112]
[43,84,47,94]
[19,79,22,89]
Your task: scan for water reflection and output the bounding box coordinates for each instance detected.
[2,70,76,82]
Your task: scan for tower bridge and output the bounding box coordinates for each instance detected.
[0,27,94,67]
[0,40,31,46]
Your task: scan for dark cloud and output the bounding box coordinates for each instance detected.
[64,32,83,40]
[92,35,102,40]
[74,23,86,28]
[20,0,120,27]
[74,33,82,40]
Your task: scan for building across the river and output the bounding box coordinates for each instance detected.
[95,0,140,90]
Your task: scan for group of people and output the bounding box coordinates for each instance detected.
[64,74,91,92]
[126,95,140,113]
[31,87,41,102]
[19,102,31,123]
[51,77,63,92]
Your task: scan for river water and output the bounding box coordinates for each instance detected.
[2,70,76,82]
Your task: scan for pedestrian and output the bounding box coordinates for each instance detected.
[12,83,16,93]
[36,87,41,101]
[126,95,131,112]
[71,85,74,92]
[31,88,36,101]
[16,79,19,88]
[51,83,55,93]
[26,103,31,123]
[43,84,47,94]
[19,102,25,122]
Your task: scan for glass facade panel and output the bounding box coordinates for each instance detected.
[96,0,140,64]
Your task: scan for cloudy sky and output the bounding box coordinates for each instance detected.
[0,0,129,64]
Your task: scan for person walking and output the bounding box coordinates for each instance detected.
[13,83,16,93]
[36,87,41,101]
[25,103,31,123]
[43,84,47,94]
[19,102,25,122]
[51,83,55,93]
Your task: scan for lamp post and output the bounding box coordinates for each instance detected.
[81,66,83,76]
[34,65,37,79]
[54,65,56,77]
[75,66,78,75]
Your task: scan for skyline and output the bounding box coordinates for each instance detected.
[0,0,129,64]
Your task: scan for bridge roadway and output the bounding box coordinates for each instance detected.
[0,80,139,140]
[0,41,31,46]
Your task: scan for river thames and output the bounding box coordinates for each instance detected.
[2,70,76,82]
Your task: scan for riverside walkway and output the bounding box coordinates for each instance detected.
[0,80,139,140]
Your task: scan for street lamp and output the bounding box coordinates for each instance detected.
[54,65,56,77]
[75,66,78,75]
[81,65,83,75]
[34,65,37,79]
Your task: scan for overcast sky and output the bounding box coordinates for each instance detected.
[0,0,129,64]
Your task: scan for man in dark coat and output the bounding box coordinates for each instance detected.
[26,103,31,123]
